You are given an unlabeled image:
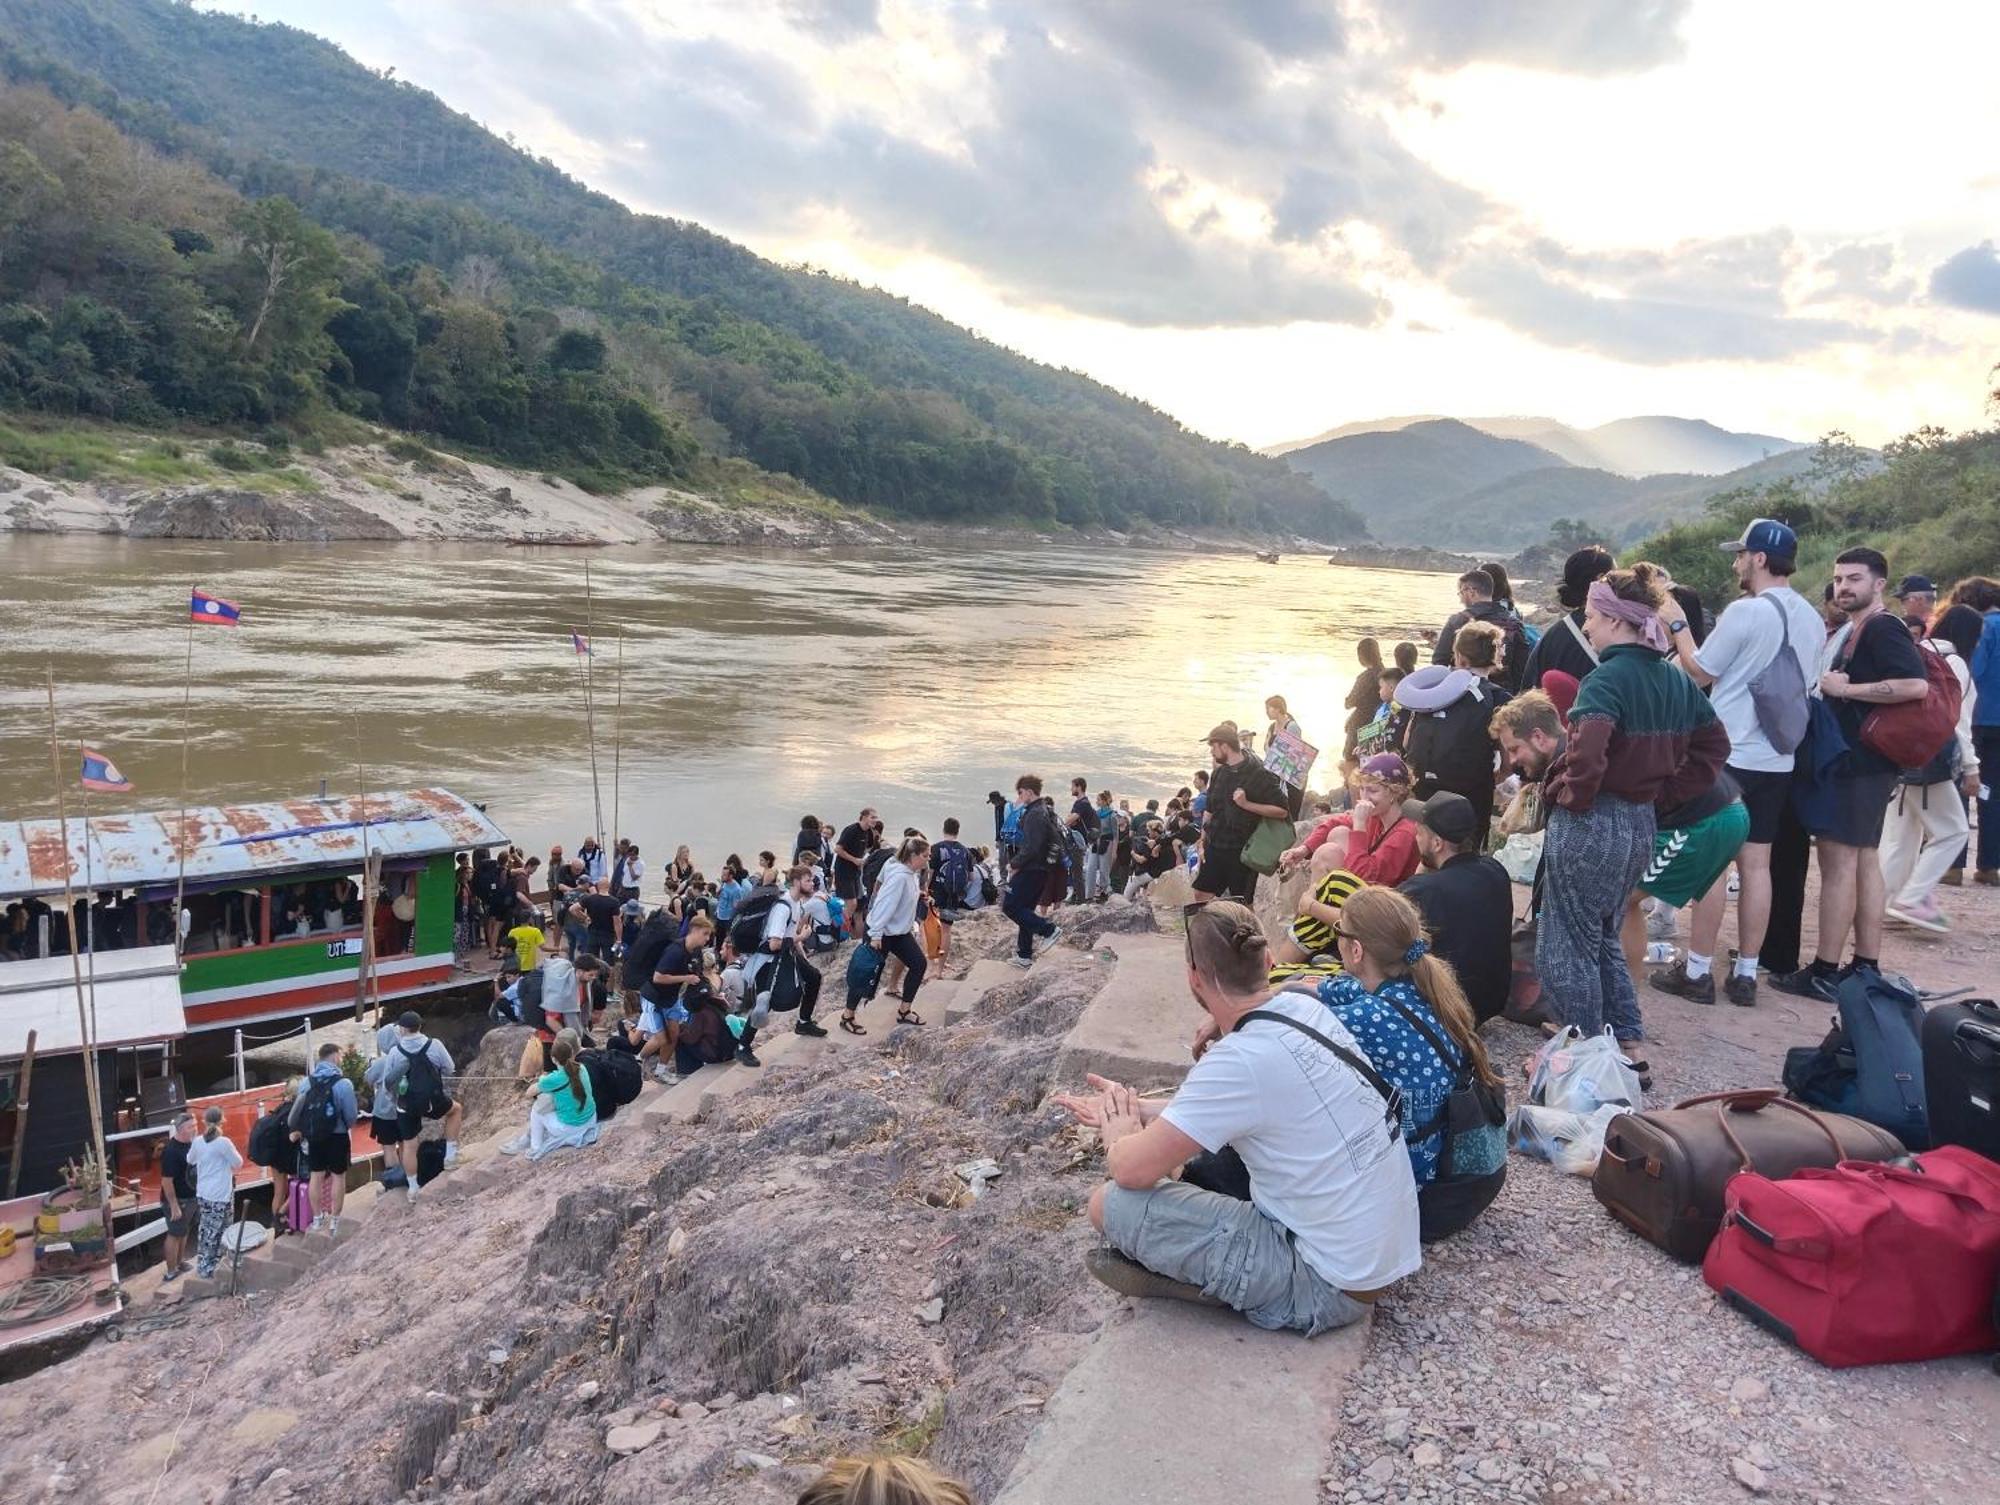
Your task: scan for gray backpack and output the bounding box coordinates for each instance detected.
[1749,594,1809,755]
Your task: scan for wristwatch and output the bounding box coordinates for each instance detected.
[1667,619,1688,635]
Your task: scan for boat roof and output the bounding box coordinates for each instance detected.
[0,945,187,1055]
[0,788,508,900]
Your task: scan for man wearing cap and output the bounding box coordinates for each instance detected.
[1397,792,1512,1023]
[1194,722,1289,903]
[1894,574,1938,629]
[1521,547,1616,691]
[1655,519,1823,1006]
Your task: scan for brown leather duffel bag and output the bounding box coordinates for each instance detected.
[1592,1089,1906,1262]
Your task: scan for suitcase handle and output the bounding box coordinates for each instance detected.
[1679,1091,1847,1172]
[1955,1019,2000,1064]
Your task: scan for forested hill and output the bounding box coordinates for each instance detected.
[0,0,1363,538]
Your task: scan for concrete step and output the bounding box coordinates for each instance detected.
[951,958,1026,1023]
[1049,932,1198,1093]
[994,1300,1373,1505]
[641,1032,808,1124]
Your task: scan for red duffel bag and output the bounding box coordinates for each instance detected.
[1703,1145,2000,1367]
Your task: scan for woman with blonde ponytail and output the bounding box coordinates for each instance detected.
[1286,887,1506,1237]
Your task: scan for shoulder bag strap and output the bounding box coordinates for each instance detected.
[1234,1009,1403,1137]
[1561,611,1600,665]
[1374,987,1471,1142]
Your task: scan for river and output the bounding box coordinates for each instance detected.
[0,535,1453,872]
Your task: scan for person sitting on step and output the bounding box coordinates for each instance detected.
[1052,900,1419,1334]
[501,1032,598,1161]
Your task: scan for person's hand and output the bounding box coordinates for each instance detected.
[289,1130,301,1143]
[1190,1015,1220,1061]
[1231,787,1250,808]
[1099,1082,1145,1149]
[1050,1072,1130,1127]
[1819,670,1850,699]
[1276,843,1308,873]
[1962,771,1982,800]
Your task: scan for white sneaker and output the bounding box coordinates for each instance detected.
[1035,926,1063,955]
[310,1213,328,1234]
[652,1064,676,1085]
[326,1216,339,1237]
[1009,955,1033,969]
[442,1145,460,1170]
[406,1184,420,1203]
[500,1133,529,1156]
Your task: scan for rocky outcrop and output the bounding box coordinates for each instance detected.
[125,488,402,541]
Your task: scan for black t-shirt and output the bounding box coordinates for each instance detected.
[1203,754,1285,850]
[160,1138,196,1203]
[644,939,697,1006]
[1835,612,1928,775]
[1399,854,1513,1024]
[835,823,871,896]
[579,892,622,937]
[1070,796,1098,835]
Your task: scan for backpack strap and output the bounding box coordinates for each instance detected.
[1233,1009,1403,1138]
[1560,611,1600,665]
[1372,987,1470,1142]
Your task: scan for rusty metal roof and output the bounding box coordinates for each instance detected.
[0,788,509,899]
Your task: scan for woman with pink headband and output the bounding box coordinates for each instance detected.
[1532,563,1732,1084]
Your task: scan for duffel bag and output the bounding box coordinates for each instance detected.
[1592,1089,1905,1262]
[1704,1145,2000,1367]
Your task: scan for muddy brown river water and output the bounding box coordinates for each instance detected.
[0,534,1454,872]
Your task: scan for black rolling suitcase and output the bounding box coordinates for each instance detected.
[1922,997,2000,1161]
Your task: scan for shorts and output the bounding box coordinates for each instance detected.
[1192,845,1258,903]
[306,1131,352,1174]
[1285,868,1365,957]
[1098,1179,1372,1337]
[1641,800,1751,907]
[1821,771,1898,849]
[397,1092,454,1141]
[165,1201,195,1237]
[372,1114,405,1147]
[641,998,690,1031]
[1729,765,1792,845]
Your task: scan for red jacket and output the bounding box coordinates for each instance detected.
[1301,810,1421,886]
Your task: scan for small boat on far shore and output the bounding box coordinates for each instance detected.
[1254,550,1280,564]
[505,535,610,548]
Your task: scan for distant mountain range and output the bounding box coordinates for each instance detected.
[1267,414,1804,476]
[1268,416,1815,550]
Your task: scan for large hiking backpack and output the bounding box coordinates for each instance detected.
[622,910,676,991]
[861,847,893,899]
[726,885,785,955]
[578,1047,641,1121]
[297,1072,344,1134]
[398,1040,446,1114]
[246,1110,286,1168]
[933,841,972,909]
[513,967,547,1030]
[1783,969,1930,1148]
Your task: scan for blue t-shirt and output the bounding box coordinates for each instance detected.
[1315,973,1462,1185]
[1190,791,1208,818]
[716,877,754,922]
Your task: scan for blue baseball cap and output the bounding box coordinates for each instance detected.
[1718,518,1796,563]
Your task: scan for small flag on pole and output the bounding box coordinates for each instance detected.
[571,630,591,656]
[190,589,242,626]
[80,747,133,793]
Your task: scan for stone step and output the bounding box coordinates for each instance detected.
[641,1031,808,1124]
[951,958,1027,1023]
[994,1300,1373,1505]
[1049,932,1198,1093]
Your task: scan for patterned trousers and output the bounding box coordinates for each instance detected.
[194,1197,231,1278]
[1538,796,1655,1044]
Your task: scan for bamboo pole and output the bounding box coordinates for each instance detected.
[352,713,379,1025]
[171,584,196,959]
[612,631,624,854]
[43,669,109,1199]
[580,558,606,858]
[5,1030,37,1199]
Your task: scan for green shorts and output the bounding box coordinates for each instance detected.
[1640,800,1750,908]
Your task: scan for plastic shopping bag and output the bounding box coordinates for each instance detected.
[1528,1026,1643,1114]
[1506,1102,1625,1177]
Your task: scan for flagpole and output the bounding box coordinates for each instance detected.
[44,668,109,1197]
[171,582,196,959]
[611,631,624,851]
[580,558,606,858]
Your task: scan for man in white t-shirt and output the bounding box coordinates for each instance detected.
[1656,518,1824,1008]
[1053,901,1419,1335]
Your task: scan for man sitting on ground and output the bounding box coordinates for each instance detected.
[1397,792,1513,1023]
[1053,900,1419,1335]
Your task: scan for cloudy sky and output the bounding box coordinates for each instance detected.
[208,0,1999,447]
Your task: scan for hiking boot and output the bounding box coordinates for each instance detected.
[735,1044,761,1067]
[1977,870,2000,887]
[794,1018,829,1038]
[1886,898,1950,934]
[1940,869,1965,887]
[1084,1247,1226,1310]
[1648,960,1715,1005]
[1769,965,1838,1002]
[1724,973,1758,1008]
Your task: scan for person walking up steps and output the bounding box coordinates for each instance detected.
[376,1011,463,1200]
[187,1106,243,1279]
[1002,775,1062,969]
[864,835,932,1027]
[288,1042,358,1235]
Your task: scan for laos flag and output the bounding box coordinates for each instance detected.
[190,589,241,625]
[80,747,133,793]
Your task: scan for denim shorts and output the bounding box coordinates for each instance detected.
[642,1000,690,1030]
[1099,1179,1370,1337]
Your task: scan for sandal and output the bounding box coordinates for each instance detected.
[1622,1056,1654,1092]
[839,1014,868,1036]
[896,1008,927,1027]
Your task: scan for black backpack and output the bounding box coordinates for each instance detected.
[398,1040,445,1112]
[514,968,547,1031]
[296,1072,344,1135]
[727,886,785,955]
[578,1047,642,1120]
[622,910,677,991]
[246,1110,286,1167]
[862,847,893,898]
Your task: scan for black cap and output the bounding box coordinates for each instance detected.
[1402,791,1479,845]
[1895,574,1937,598]
[396,1009,422,1031]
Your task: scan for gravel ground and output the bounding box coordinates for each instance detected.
[1324,866,2000,1505]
